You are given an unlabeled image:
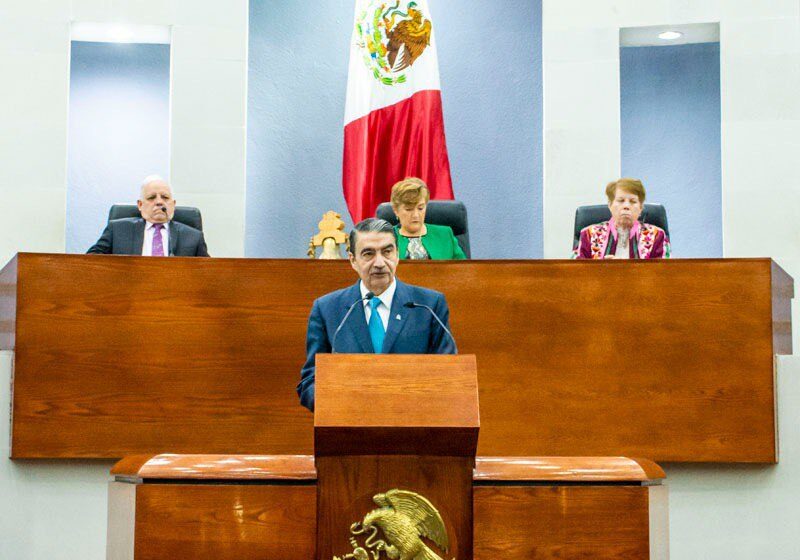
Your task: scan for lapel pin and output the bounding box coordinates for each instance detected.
[396,314,402,320]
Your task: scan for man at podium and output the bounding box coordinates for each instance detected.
[297,218,457,411]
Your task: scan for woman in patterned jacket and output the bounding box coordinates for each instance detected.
[573,178,670,259]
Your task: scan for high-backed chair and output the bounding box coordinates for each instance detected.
[376,200,471,258]
[573,204,669,250]
[108,204,204,231]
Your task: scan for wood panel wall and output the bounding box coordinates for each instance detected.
[131,484,316,560]
[473,486,655,559]
[1,254,792,461]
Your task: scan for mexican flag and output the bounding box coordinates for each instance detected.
[343,0,454,222]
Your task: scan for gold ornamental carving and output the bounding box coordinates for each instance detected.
[308,211,349,259]
[334,489,452,560]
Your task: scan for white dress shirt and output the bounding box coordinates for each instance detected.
[614,228,631,259]
[142,221,170,256]
[360,279,396,331]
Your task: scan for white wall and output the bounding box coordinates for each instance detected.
[0,0,248,262]
[0,3,71,262]
[542,0,800,347]
[0,351,113,559]
[665,355,800,559]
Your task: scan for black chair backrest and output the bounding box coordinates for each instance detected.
[573,203,669,249]
[108,204,204,231]
[376,200,471,258]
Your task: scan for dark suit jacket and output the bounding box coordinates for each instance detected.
[86,217,209,256]
[297,279,456,411]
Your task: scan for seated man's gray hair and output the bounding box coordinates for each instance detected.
[349,218,395,253]
[139,175,171,197]
[141,174,167,188]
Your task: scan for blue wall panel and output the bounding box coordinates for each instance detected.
[620,43,722,258]
[246,0,543,258]
[66,42,170,253]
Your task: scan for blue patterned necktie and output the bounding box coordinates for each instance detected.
[368,297,385,353]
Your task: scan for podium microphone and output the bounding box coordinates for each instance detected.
[332,292,374,353]
[403,301,457,351]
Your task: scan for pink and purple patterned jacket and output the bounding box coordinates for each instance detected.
[572,219,670,259]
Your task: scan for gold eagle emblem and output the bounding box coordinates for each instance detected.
[355,1,434,86]
[334,489,451,560]
[384,2,432,72]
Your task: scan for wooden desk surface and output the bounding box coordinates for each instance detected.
[0,254,792,462]
[110,454,665,483]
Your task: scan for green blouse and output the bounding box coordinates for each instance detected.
[394,223,467,260]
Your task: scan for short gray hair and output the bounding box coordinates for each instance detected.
[139,175,171,198]
[349,218,395,254]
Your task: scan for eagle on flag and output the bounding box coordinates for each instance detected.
[384,2,432,72]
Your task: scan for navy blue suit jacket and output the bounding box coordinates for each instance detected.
[297,279,456,411]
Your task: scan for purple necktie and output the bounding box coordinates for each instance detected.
[152,223,165,257]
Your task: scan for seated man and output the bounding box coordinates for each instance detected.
[297,218,457,411]
[87,176,209,256]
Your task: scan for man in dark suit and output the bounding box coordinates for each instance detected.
[297,218,456,411]
[87,176,209,256]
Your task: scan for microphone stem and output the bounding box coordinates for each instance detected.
[331,293,373,353]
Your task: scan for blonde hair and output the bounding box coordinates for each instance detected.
[606,178,646,203]
[390,177,430,208]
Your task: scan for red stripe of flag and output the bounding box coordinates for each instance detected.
[342,89,454,223]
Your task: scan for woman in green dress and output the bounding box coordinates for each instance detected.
[389,177,466,260]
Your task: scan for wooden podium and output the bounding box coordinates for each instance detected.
[107,454,667,559]
[105,351,668,559]
[314,353,479,560]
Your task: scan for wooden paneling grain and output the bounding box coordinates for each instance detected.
[133,484,315,560]
[474,456,665,482]
[3,254,791,461]
[315,354,478,456]
[474,486,651,559]
[315,354,479,429]
[314,354,478,560]
[112,454,316,480]
[110,454,667,483]
[9,255,319,459]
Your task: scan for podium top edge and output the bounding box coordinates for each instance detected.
[110,454,664,483]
